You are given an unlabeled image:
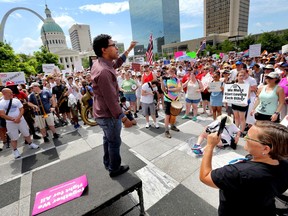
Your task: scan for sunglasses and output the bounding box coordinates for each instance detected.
[107,43,117,48]
[244,135,272,148]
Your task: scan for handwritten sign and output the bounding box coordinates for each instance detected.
[32,175,88,216]
[42,64,55,74]
[223,83,249,105]
[208,82,222,92]
[132,63,141,72]
[201,73,213,90]
[282,44,288,54]
[249,44,261,58]
[0,72,26,86]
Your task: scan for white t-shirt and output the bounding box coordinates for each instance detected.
[140,82,157,104]
[244,76,257,98]
[229,69,238,82]
[0,98,23,122]
[207,121,240,144]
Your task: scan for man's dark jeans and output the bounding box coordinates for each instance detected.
[96,118,122,171]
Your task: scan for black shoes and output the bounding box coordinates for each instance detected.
[109,165,130,177]
[170,125,180,132]
[53,133,60,139]
[33,134,42,140]
[44,136,49,143]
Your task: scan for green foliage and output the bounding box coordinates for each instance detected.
[82,57,90,69]
[280,30,288,45]
[0,42,21,72]
[33,46,60,73]
[238,34,256,51]
[205,44,218,55]
[218,39,235,53]
[256,32,282,53]
[154,53,159,61]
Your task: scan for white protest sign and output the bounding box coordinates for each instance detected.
[0,72,26,86]
[74,60,83,72]
[202,73,213,90]
[208,82,222,92]
[223,83,249,105]
[282,44,288,54]
[249,44,261,58]
[42,64,55,74]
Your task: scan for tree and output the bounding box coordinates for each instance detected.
[219,39,235,53]
[238,34,256,51]
[0,42,21,72]
[33,46,61,73]
[82,57,90,69]
[205,44,218,55]
[280,30,288,45]
[256,32,282,53]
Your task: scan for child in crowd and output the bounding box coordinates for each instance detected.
[120,97,137,128]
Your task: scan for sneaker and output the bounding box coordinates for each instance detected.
[191,144,201,150]
[33,134,42,140]
[44,136,50,143]
[29,143,39,149]
[53,133,60,139]
[194,149,204,155]
[165,131,172,138]
[109,165,130,177]
[181,115,191,119]
[13,149,21,159]
[192,116,197,121]
[170,125,180,132]
[134,113,138,118]
[154,122,160,129]
[145,123,150,128]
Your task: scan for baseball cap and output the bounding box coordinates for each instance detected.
[235,61,242,65]
[5,81,16,86]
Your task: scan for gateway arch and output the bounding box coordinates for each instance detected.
[0,7,45,43]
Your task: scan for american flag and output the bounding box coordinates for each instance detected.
[196,39,206,56]
[146,34,153,65]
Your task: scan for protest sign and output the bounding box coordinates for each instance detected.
[0,72,26,86]
[42,64,55,74]
[223,83,249,105]
[282,44,288,54]
[208,82,222,92]
[32,175,88,216]
[201,73,213,90]
[132,63,141,72]
[249,44,261,58]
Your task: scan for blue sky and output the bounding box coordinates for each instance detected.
[1,0,288,55]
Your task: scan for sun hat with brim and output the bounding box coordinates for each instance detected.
[29,82,40,88]
[221,69,231,74]
[263,64,274,70]
[217,114,233,126]
[265,72,280,79]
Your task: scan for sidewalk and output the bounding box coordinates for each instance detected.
[0,108,248,216]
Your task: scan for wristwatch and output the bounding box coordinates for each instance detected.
[274,112,280,115]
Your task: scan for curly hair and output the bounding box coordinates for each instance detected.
[255,121,288,160]
[92,34,111,57]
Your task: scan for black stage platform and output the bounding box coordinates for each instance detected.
[30,147,145,216]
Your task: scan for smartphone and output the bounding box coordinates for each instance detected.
[217,116,227,136]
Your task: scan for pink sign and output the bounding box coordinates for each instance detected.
[174,51,184,59]
[32,175,88,216]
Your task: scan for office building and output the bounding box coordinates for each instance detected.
[204,0,250,38]
[129,0,180,54]
[69,24,92,52]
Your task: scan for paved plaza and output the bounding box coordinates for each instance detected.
[0,107,249,216]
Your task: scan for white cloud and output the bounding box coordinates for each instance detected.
[255,22,273,27]
[181,23,200,30]
[16,37,42,54]
[0,0,23,3]
[179,0,203,17]
[79,1,129,15]
[11,13,22,19]
[54,15,76,29]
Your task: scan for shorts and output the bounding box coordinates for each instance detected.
[35,113,55,129]
[185,98,201,104]
[142,102,156,116]
[232,104,248,112]
[254,112,280,123]
[164,101,172,115]
[6,119,30,140]
[201,92,211,101]
[124,93,136,102]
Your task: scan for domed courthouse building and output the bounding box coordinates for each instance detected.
[41,5,80,70]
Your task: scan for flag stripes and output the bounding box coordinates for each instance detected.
[146,34,153,65]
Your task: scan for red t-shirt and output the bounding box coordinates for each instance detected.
[142,71,154,84]
[14,91,28,101]
[182,73,190,93]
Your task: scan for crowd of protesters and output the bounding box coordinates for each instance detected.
[0,49,288,159]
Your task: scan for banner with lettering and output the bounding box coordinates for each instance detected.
[0,72,26,86]
[42,64,55,74]
[32,175,88,216]
[223,83,249,105]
